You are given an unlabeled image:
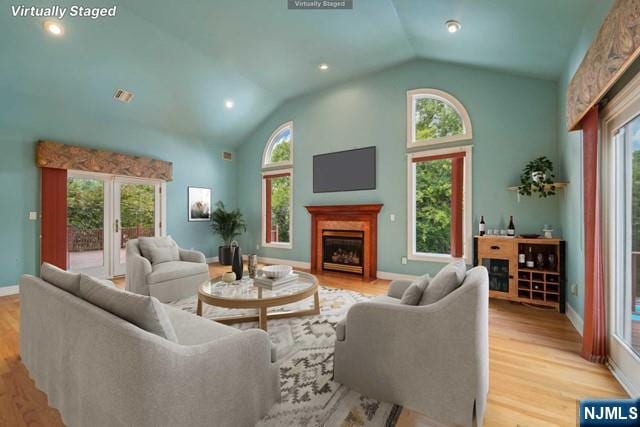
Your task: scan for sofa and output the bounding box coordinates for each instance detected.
[126,236,210,303]
[334,264,489,427]
[19,264,280,427]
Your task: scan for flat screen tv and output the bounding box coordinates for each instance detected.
[313,146,376,193]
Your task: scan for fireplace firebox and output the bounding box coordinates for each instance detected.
[322,230,364,275]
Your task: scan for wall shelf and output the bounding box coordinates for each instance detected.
[507,181,569,192]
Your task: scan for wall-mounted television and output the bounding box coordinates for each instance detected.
[313,146,376,193]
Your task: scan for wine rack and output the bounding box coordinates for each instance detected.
[474,236,565,312]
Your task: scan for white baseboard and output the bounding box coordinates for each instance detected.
[206,256,219,263]
[565,302,584,336]
[0,285,19,297]
[376,271,418,281]
[607,357,640,397]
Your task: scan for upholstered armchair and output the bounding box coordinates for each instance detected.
[126,237,209,303]
[334,266,489,427]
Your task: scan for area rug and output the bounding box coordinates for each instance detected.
[169,286,402,427]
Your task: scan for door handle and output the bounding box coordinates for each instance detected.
[490,245,500,250]
[115,219,119,233]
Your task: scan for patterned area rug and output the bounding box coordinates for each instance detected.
[170,286,402,427]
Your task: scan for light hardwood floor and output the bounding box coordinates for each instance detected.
[0,264,627,427]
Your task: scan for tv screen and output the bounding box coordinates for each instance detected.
[313,147,376,193]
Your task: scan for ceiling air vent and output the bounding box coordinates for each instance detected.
[223,151,233,161]
[113,88,134,103]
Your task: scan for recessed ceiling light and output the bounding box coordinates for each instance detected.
[43,21,64,36]
[224,99,234,109]
[445,20,461,33]
[319,63,329,71]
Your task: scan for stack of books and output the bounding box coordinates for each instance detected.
[254,273,299,290]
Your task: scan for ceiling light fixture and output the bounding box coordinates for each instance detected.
[319,63,329,71]
[445,20,461,33]
[43,20,64,36]
[224,99,234,109]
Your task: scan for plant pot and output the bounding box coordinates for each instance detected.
[531,171,546,183]
[218,245,233,265]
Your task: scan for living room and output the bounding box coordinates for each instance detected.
[1,0,639,426]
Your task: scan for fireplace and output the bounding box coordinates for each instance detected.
[305,204,383,281]
[322,230,364,275]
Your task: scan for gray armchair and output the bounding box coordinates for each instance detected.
[334,266,489,427]
[126,237,209,303]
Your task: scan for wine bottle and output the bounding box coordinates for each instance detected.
[526,247,534,268]
[507,215,515,237]
[479,216,485,236]
[518,249,525,267]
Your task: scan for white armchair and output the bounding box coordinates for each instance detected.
[126,237,209,303]
[334,266,489,427]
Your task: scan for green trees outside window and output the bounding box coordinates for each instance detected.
[414,97,463,141]
[414,159,452,254]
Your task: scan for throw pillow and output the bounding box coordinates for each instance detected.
[138,236,180,265]
[40,262,81,296]
[79,274,178,342]
[419,260,467,305]
[400,274,431,305]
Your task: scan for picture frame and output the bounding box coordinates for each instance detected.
[188,186,212,222]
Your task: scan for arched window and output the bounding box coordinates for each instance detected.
[406,90,472,263]
[406,89,472,148]
[262,122,293,249]
[262,121,293,169]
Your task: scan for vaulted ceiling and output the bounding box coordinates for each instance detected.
[2,0,604,146]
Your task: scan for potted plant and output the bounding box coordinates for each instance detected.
[518,156,556,198]
[210,201,246,265]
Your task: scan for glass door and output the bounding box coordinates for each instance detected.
[66,173,109,277]
[604,92,640,393]
[112,178,161,277]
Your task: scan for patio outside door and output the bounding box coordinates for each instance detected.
[112,178,161,276]
[67,172,164,278]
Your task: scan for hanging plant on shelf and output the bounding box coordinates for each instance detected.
[518,156,556,198]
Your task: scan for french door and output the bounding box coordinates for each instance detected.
[603,77,640,395]
[67,171,164,278]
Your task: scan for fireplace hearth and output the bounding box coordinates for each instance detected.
[322,230,364,275]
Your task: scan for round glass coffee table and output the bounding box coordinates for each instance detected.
[196,271,319,331]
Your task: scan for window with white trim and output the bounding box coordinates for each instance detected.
[406,89,472,263]
[262,122,293,248]
[407,89,472,148]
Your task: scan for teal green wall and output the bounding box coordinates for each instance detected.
[237,59,561,276]
[557,1,613,318]
[0,89,236,286]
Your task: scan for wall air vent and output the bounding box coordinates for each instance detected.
[223,151,233,161]
[113,88,134,103]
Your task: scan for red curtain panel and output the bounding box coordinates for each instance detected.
[41,167,68,269]
[581,106,607,363]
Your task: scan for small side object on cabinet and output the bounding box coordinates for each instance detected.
[507,216,515,236]
[543,225,554,239]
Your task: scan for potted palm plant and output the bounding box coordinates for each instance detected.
[210,201,246,265]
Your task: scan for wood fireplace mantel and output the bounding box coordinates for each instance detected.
[305,204,383,281]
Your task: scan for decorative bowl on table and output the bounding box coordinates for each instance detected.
[260,265,293,279]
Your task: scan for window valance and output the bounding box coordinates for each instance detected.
[36,140,173,181]
[567,0,640,131]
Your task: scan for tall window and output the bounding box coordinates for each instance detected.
[262,122,293,248]
[407,89,472,263]
[407,89,472,149]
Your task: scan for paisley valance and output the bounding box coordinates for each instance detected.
[36,140,173,181]
[567,0,640,130]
